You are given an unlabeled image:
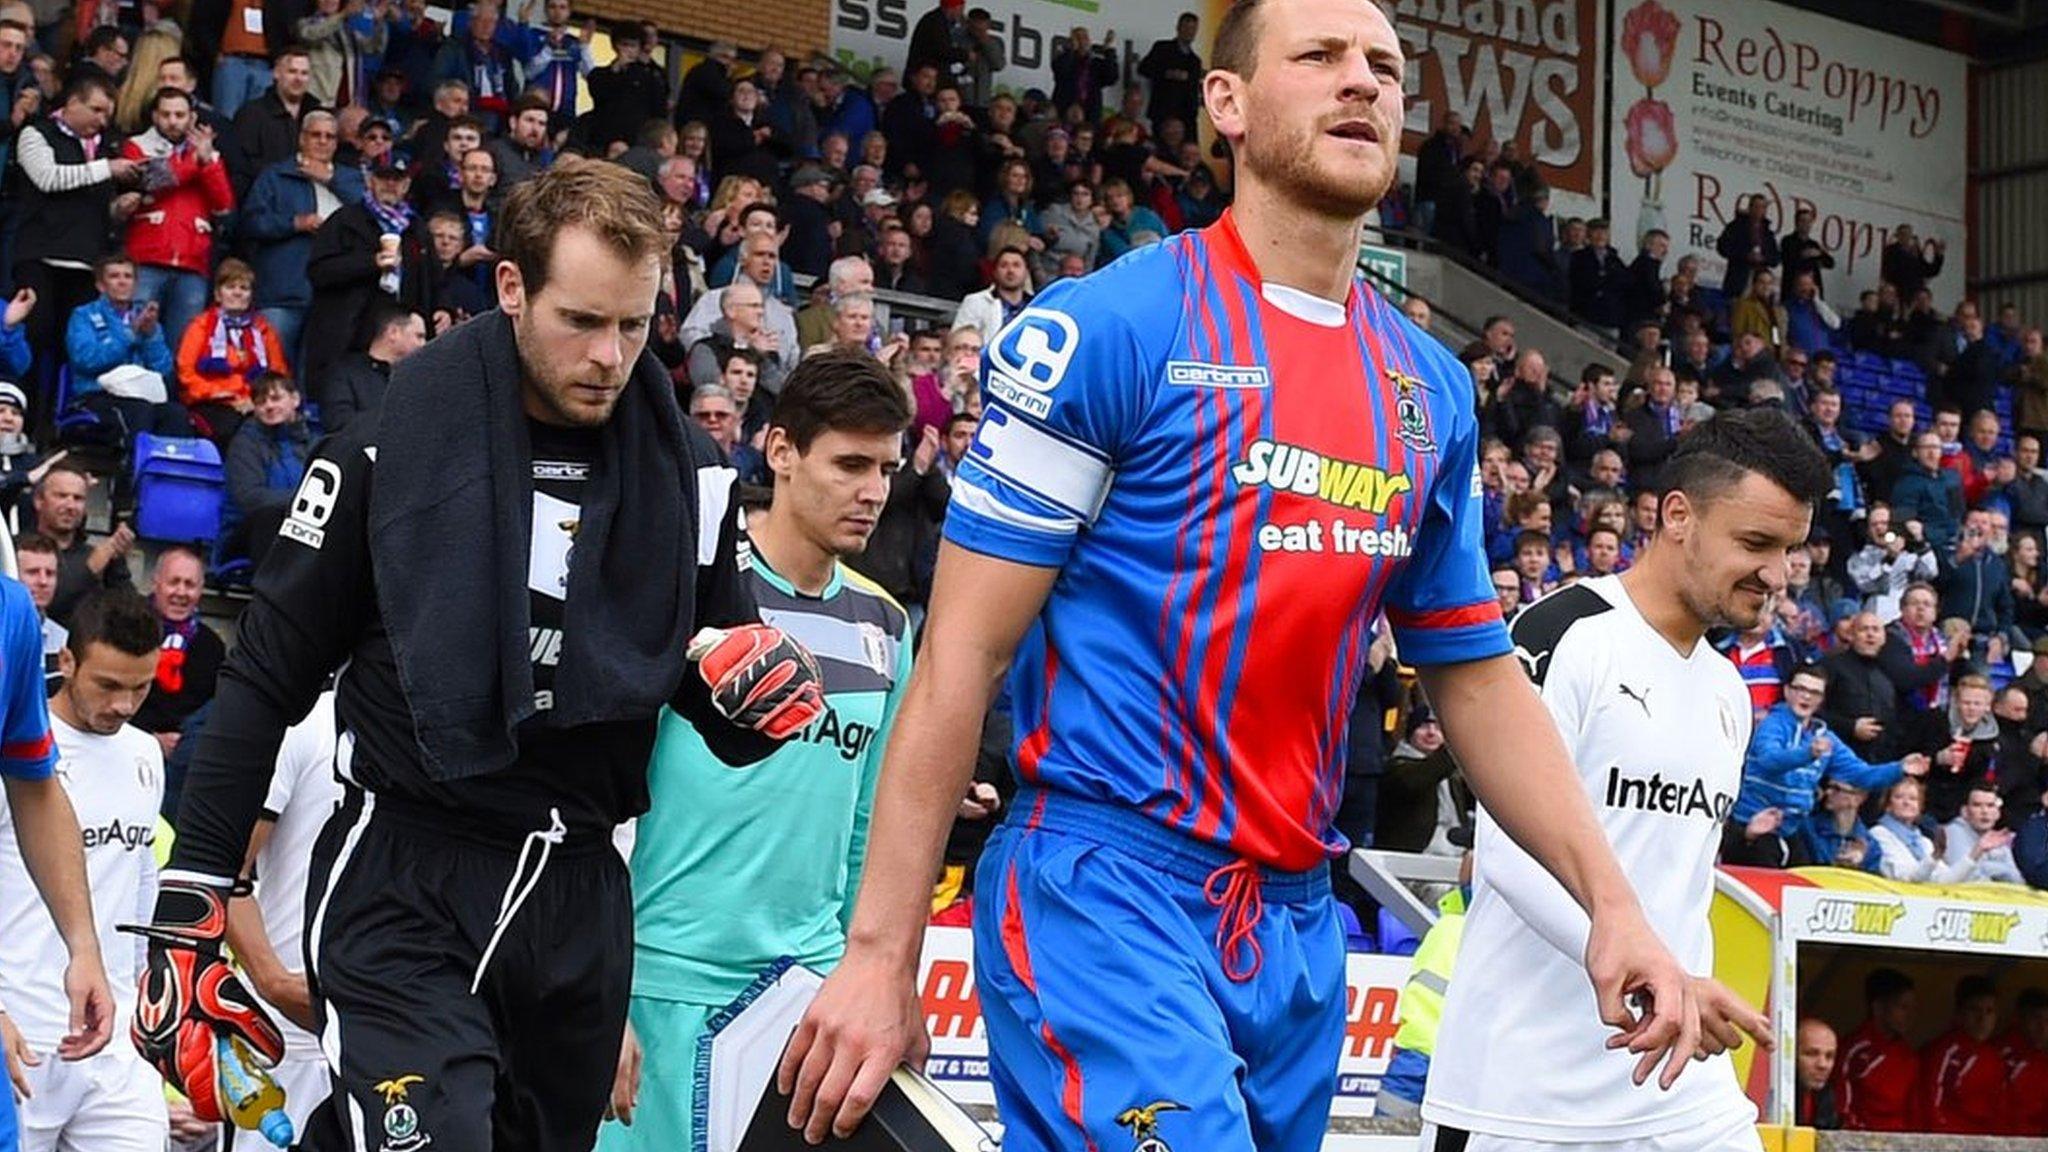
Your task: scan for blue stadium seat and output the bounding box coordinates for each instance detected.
[131,434,225,543]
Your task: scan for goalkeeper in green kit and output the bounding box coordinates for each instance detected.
[598,350,921,1151]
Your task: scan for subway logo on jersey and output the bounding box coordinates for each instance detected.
[1231,440,1411,515]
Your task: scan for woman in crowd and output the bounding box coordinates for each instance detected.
[699,174,763,271]
[925,190,983,301]
[176,260,289,449]
[1869,778,1973,884]
[677,120,713,202]
[1037,179,1100,285]
[299,0,389,108]
[113,28,180,135]
[981,158,1042,245]
[2012,533,2048,637]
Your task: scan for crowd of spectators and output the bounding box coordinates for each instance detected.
[4,9,2045,1131]
[0,0,1234,608]
[1370,111,2048,911]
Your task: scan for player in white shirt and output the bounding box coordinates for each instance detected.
[0,589,166,1152]
[223,691,341,1146]
[1425,410,1835,1152]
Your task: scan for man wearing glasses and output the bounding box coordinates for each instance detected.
[690,383,765,484]
[1726,663,1927,867]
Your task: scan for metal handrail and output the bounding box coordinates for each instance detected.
[1363,223,1627,351]
[1354,255,1584,397]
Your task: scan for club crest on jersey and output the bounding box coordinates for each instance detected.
[859,620,892,677]
[1116,1100,1187,1152]
[375,1075,431,1151]
[1389,368,1436,453]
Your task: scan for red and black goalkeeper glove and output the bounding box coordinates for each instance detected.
[688,624,827,740]
[123,878,285,1121]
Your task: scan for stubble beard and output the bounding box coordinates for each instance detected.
[1240,116,1393,222]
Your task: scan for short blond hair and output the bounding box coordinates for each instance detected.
[498,156,668,297]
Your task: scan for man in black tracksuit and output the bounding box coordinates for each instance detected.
[128,160,826,1152]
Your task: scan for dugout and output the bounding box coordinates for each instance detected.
[1711,866,2048,1130]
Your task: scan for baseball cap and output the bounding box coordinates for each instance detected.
[362,116,397,137]
[373,153,413,177]
[0,381,25,412]
[860,187,897,208]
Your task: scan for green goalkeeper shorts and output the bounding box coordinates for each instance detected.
[594,996,718,1152]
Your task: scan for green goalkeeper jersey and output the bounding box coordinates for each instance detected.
[627,556,913,1005]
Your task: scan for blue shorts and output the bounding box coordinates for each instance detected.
[971,788,1345,1152]
[0,1081,14,1152]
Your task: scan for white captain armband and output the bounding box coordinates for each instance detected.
[964,405,1113,524]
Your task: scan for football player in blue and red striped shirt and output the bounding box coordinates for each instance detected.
[778,1,1705,1147]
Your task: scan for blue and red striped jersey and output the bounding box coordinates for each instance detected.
[945,213,1508,872]
[0,577,55,782]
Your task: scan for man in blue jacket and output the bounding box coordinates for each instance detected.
[1731,664,1928,866]
[1940,508,2017,659]
[2015,781,2048,888]
[1891,432,1965,552]
[62,253,186,439]
[239,111,364,372]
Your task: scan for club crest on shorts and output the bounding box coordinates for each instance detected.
[375,1074,431,1151]
[1116,1099,1187,1152]
[1388,368,1436,453]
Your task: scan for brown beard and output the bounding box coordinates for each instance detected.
[1239,109,1396,219]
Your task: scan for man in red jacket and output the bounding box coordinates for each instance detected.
[2000,988,2048,1136]
[1836,967,1923,1131]
[118,86,232,360]
[1923,976,2006,1134]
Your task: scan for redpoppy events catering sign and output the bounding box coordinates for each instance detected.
[1607,0,1966,302]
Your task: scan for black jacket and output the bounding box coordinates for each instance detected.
[230,88,317,199]
[132,619,227,735]
[1780,228,1835,296]
[1821,650,1904,762]
[1621,252,1667,331]
[1622,402,1680,481]
[1137,38,1201,129]
[1570,244,1629,327]
[780,195,836,281]
[924,214,983,301]
[706,112,784,188]
[320,351,392,432]
[586,60,669,150]
[674,58,732,130]
[11,120,116,267]
[303,205,436,399]
[164,365,773,880]
[846,460,950,607]
[1715,215,1778,298]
